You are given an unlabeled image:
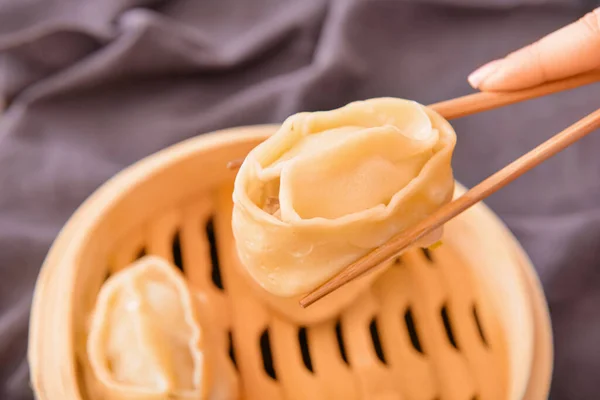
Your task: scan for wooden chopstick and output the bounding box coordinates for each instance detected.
[299,107,600,307]
[227,159,244,169]
[429,70,600,119]
[227,71,600,170]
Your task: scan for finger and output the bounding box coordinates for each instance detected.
[468,7,600,91]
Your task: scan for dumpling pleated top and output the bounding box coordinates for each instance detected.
[232,98,457,297]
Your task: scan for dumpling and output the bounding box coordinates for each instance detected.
[232,98,457,297]
[235,244,391,324]
[86,256,210,400]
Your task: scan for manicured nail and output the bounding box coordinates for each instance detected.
[468,59,503,89]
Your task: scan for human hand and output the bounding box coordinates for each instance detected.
[468,8,600,91]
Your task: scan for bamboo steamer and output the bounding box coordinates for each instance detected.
[28,125,553,400]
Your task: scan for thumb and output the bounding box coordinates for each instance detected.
[468,7,600,91]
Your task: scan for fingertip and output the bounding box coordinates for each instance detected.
[477,48,547,91]
[467,59,503,89]
[475,68,524,92]
[474,7,600,91]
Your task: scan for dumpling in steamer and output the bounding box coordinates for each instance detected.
[232,98,457,297]
[86,256,211,400]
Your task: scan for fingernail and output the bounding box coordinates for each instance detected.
[468,59,503,89]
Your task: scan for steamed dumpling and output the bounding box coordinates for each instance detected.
[232,98,457,297]
[87,256,208,400]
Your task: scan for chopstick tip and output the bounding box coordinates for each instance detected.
[227,158,244,170]
[298,298,311,308]
[299,291,321,308]
[299,278,345,308]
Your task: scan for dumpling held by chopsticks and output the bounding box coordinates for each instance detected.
[232,98,457,297]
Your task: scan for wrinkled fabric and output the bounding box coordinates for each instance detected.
[1,1,599,399]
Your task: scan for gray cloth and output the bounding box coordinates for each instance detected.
[1,0,599,399]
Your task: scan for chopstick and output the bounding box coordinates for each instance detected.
[429,70,600,119]
[227,71,600,170]
[300,107,600,307]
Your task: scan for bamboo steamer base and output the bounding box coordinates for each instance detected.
[28,125,553,400]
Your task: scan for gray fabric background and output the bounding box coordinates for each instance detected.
[1,0,599,399]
